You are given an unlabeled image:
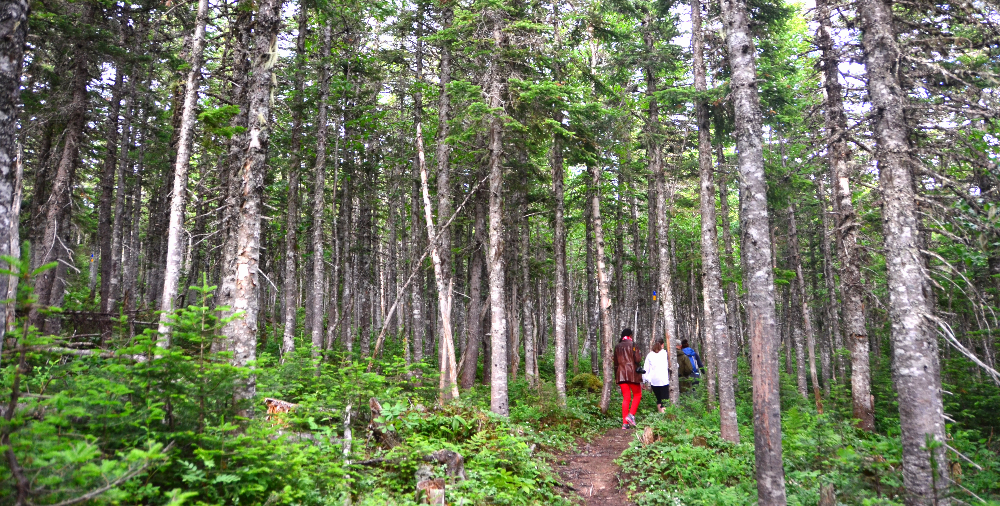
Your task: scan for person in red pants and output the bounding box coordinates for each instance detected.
[614,328,645,429]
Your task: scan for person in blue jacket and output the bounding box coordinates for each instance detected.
[677,339,705,387]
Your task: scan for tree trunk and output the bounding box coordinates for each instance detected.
[643,11,680,404]
[309,21,332,353]
[158,0,211,344]
[720,0,787,502]
[460,186,486,388]
[217,0,284,407]
[717,143,742,364]
[816,0,873,431]
[98,65,123,315]
[592,162,617,414]
[485,8,508,416]
[788,204,822,410]
[32,4,93,333]
[0,0,27,345]
[418,107,459,402]
[584,185,599,375]
[551,6,568,403]
[106,82,135,316]
[282,2,308,359]
[816,178,837,392]
[859,1,949,501]
[435,2,454,347]
[693,0,738,442]
[521,218,536,386]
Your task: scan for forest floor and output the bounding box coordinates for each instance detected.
[554,427,636,505]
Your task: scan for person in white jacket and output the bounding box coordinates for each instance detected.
[643,338,671,413]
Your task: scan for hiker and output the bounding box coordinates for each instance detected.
[675,339,705,393]
[614,328,645,429]
[642,337,671,412]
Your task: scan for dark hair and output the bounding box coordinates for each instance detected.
[621,328,633,338]
[681,339,689,348]
[654,338,665,346]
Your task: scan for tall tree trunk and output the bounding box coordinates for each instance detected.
[435,2,453,350]
[309,21,332,353]
[816,177,837,391]
[790,264,808,397]
[788,204,822,410]
[643,10,680,404]
[551,2,568,404]
[717,142,742,363]
[417,104,459,402]
[693,0,738,443]
[592,162,617,414]
[0,0,28,345]
[584,186,599,375]
[460,186,486,388]
[98,65,123,314]
[522,228,536,387]
[859,1,949,501]
[720,0,787,502]
[31,4,93,332]
[158,0,211,344]
[816,0,873,431]
[281,1,308,359]
[217,0,284,407]
[106,84,135,316]
[485,8,508,416]
[410,172,424,362]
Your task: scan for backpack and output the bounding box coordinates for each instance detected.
[677,350,693,377]
[683,348,701,378]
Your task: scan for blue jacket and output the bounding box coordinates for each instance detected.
[682,347,703,377]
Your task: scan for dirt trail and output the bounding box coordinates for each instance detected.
[554,428,636,505]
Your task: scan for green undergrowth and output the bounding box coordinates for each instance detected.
[617,375,1000,506]
[0,265,614,506]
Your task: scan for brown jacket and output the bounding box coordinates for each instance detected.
[614,338,643,384]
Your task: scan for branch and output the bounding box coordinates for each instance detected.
[32,444,170,506]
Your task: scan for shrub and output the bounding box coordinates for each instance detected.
[569,373,602,393]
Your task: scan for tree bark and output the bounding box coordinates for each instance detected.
[281,2,308,359]
[717,143,743,363]
[309,21,332,353]
[485,8,508,416]
[584,184,599,375]
[720,0,787,502]
[592,162,617,414]
[643,9,680,405]
[409,173,424,362]
[435,2,453,346]
[693,0,738,442]
[217,0,284,407]
[788,204,822,410]
[460,186,486,388]
[0,0,29,332]
[859,1,949,502]
[31,4,94,333]
[417,100,459,401]
[158,0,211,344]
[98,65,123,315]
[0,0,27,344]
[551,1,568,405]
[816,0,873,431]
[106,83,135,316]
[816,178,837,392]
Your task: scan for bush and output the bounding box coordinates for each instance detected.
[569,373,602,393]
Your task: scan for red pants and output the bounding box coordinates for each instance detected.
[619,382,641,423]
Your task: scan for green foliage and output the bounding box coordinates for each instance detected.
[618,382,1000,506]
[569,372,603,393]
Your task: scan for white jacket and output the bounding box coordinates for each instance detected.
[643,350,671,387]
